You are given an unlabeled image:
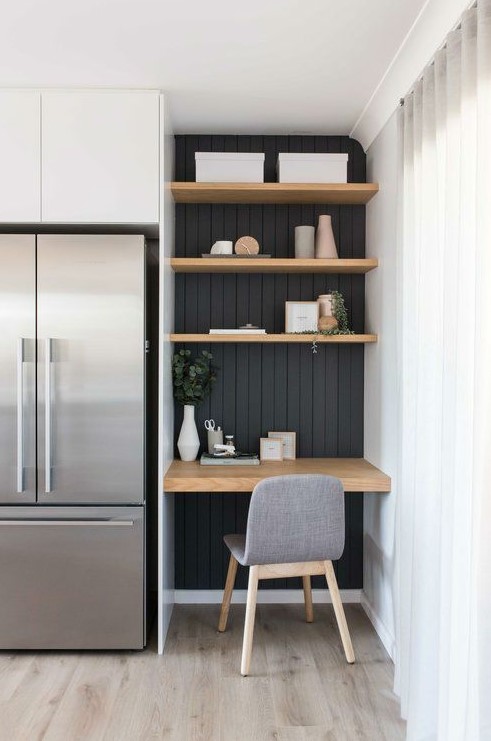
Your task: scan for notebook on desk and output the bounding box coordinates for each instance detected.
[200,453,260,466]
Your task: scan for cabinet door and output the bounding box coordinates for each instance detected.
[0,92,41,222]
[41,91,159,223]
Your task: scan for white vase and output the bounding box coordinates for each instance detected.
[315,214,338,258]
[177,405,200,461]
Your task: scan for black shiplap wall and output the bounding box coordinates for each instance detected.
[174,135,366,591]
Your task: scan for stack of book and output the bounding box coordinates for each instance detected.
[200,453,260,466]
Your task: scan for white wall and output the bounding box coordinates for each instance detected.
[362,110,400,659]
[157,95,175,653]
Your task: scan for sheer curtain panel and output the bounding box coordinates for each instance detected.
[397,2,491,739]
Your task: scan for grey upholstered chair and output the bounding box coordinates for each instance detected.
[218,474,355,676]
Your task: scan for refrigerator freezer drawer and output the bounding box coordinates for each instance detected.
[0,506,144,649]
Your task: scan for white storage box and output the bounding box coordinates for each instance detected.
[277,153,348,183]
[195,152,265,183]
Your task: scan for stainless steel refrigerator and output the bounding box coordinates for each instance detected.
[0,234,146,649]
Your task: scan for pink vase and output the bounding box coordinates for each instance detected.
[315,215,338,258]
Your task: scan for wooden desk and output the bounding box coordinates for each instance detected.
[163,458,391,493]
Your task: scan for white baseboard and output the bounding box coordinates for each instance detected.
[360,592,396,660]
[175,588,362,605]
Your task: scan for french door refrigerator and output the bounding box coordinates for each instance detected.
[0,234,146,649]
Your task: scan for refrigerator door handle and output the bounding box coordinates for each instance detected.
[16,338,25,493]
[0,519,134,527]
[45,338,53,493]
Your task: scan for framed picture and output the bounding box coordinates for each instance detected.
[285,301,318,333]
[260,437,283,461]
[268,431,296,460]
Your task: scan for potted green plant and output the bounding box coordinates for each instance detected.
[172,349,217,461]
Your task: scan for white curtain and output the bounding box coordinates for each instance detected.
[396,2,491,739]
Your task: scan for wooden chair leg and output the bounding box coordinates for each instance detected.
[240,565,259,676]
[302,575,314,623]
[324,560,355,664]
[218,554,238,632]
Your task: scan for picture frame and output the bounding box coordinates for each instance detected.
[260,437,283,461]
[268,431,296,460]
[285,301,318,333]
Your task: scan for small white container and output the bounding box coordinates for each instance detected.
[277,153,348,183]
[195,152,265,183]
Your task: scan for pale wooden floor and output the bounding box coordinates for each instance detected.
[0,605,405,741]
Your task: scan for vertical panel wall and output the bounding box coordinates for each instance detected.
[174,135,366,591]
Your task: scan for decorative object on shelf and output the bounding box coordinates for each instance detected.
[317,295,339,331]
[330,289,352,333]
[235,236,260,255]
[294,226,315,258]
[277,152,349,183]
[173,349,217,461]
[317,293,333,317]
[195,152,265,183]
[268,431,296,460]
[260,438,283,461]
[318,315,338,332]
[210,240,233,255]
[285,301,318,333]
[315,215,338,258]
[289,291,353,339]
[205,419,224,455]
[239,323,259,330]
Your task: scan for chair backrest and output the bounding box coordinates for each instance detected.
[242,474,345,566]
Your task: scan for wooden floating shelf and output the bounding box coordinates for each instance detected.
[171,182,379,205]
[171,257,378,274]
[171,333,377,344]
[164,458,391,493]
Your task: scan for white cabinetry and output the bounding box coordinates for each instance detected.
[41,91,160,223]
[0,92,41,222]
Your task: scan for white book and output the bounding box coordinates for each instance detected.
[209,328,266,334]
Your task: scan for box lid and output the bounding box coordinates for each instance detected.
[195,152,265,161]
[277,153,348,162]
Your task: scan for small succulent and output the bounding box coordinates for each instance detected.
[328,290,353,334]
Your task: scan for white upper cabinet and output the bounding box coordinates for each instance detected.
[0,92,41,222]
[41,91,160,223]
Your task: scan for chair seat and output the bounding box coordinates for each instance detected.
[224,534,246,565]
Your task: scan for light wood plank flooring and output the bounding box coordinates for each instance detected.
[0,605,405,741]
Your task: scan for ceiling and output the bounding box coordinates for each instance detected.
[0,0,427,137]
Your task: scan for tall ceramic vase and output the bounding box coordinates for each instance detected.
[177,404,200,461]
[315,215,338,258]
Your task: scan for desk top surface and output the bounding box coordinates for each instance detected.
[163,458,391,493]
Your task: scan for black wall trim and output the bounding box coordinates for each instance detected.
[174,135,366,591]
